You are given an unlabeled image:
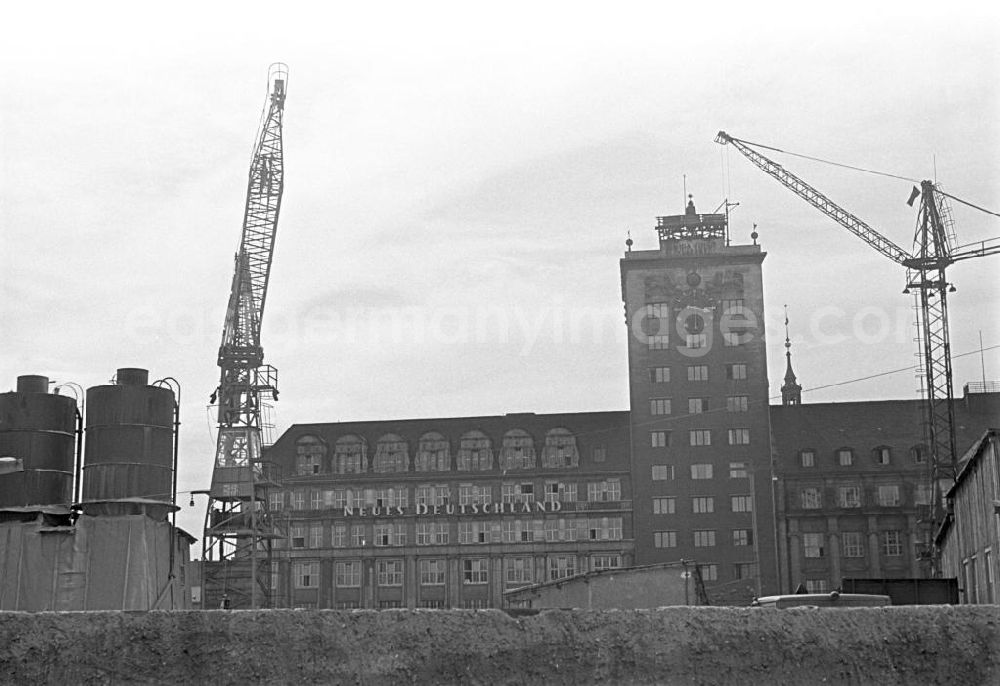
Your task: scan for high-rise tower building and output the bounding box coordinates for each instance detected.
[620,198,778,600]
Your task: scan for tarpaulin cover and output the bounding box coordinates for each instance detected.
[0,513,191,611]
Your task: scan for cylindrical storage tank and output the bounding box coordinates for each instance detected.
[83,368,175,503]
[0,375,77,508]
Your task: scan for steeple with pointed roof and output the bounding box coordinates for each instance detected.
[781,305,802,406]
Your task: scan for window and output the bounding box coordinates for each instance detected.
[416,484,451,506]
[501,519,542,543]
[842,532,865,558]
[837,448,855,466]
[505,557,534,585]
[335,561,361,587]
[732,529,753,546]
[645,302,670,350]
[592,446,607,462]
[415,432,450,472]
[721,298,745,313]
[373,434,409,473]
[542,428,579,468]
[502,482,535,504]
[803,533,825,558]
[651,431,670,448]
[690,429,711,446]
[333,435,367,474]
[801,488,822,509]
[592,555,622,572]
[463,558,489,584]
[699,564,719,581]
[457,430,493,471]
[545,481,577,504]
[374,487,408,509]
[878,485,901,507]
[269,492,284,511]
[688,397,707,414]
[653,496,675,514]
[911,445,927,464]
[691,463,713,480]
[459,483,493,506]
[873,446,891,465]
[290,491,305,511]
[459,521,499,544]
[838,486,861,508]
[310,490,323,510]
[544,519,579,543]
[914,483,932,506]
[419,559,446,585]
[734,562,757,579]
[805,579,828,593]
[548,555,577,581]
[375,523,406,547]
[694,530,716,547]
[351,525,365,547]
[686,333,707,349]
[654,531,677,548]
[800,451,816,468]
[415,521,449,545]
[587,479,621,502]
[652,464,674,481]
[729,462,748,478]
[731,495,753,513]
[688,365,709,382]
[291,525,306,549]
[309,525,323,549]
[332,523,347,548]
[293,561,319,588]
[882,531,903,557]
[649,366,670,383]
[588,517,622,541]
[650,398,672,415]
[726,363,748,380]
[693,496,714,514]
[295,435,326,475]
[726,395,749,412]
[727,428,750,445]
[499,429,536,470]
[377,559,404,586]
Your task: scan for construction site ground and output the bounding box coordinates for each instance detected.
[1,605,998,685]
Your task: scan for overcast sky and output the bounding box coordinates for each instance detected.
[3,2,998,541]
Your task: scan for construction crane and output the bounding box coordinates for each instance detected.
[201,64,288,609]
[715,131,1000,569]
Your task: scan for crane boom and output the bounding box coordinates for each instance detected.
[202,64,288,610]
[715,132,912,265]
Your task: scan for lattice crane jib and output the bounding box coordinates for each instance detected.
[203,64,287,609]
[716,131,999,574]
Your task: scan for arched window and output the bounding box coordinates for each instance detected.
[294,435,326,475]
[541,428,578,468]
[415,432,450,472]
[499,429,536,470]
[373,434,409,473]
[333,435,367,474]
[457,430,493,471]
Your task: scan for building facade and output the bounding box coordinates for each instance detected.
[771,386,1000,594]
[620,199,778,602]
[937,429,1000,604]
[261,412,632,609]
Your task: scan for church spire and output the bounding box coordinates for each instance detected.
[781,305,802,406]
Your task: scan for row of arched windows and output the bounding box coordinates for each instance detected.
[293,428,581,476]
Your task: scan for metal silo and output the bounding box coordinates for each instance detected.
[83,368,175,503]
[0,375,77,509]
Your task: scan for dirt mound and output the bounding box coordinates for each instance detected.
[1,606,997,685]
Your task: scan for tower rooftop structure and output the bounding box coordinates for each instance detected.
[656,196,727,244]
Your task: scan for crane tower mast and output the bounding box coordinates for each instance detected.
[202,64,288,609]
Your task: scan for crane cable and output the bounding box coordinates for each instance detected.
[735,136,1000,219]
